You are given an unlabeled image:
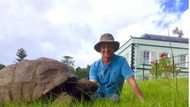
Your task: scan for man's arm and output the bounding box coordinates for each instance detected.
[127,76,144,101]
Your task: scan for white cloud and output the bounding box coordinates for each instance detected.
[46,0,160,32]
[116,3,189,45]
[40,41,56,53]
[0,35,5,40]
[46,6,68,24]
[46,0,91,25]
[172,9,190,38]
[116,15,166,45]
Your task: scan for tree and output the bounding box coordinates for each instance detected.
[60,56,91,79]
[16,48,27,62]
[0,64,5,70]
[75,65,90,79]
[172,27,183,38]
[61,56,74,67]
[150,53,179,79]
[60,56,75,73]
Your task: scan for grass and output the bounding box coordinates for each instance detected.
[0,78,188,107]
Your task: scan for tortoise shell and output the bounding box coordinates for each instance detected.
[0,58,82,102]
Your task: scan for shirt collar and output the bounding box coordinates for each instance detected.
[101,54,116,66]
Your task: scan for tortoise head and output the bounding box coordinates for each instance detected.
[65,79,98,101]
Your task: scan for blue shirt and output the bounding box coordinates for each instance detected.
[89,54,134,97]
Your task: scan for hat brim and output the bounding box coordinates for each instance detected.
[94,41,120,52]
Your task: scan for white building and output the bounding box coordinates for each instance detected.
[116,34,189,80]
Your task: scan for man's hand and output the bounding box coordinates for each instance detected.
[127,76,144,102]
[90,80,100,87]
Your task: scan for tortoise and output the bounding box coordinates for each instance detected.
[0,58,97,103]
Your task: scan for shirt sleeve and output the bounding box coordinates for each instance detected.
[121,58,134,80]
[89,62,98,81]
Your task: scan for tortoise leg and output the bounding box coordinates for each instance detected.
[53,92,75,105]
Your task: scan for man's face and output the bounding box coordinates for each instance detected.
[100,43,114,60]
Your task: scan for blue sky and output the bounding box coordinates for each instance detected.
[0,0,189,67]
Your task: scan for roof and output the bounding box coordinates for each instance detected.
[133,33,189,44]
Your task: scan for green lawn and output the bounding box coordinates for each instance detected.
[1,78,188,107]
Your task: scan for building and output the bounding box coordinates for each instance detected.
[116,33,189,80]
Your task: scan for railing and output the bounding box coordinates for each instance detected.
[135,54,189,80]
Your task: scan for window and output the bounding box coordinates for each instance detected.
[150,52,156,62]
[143,51,150,64]
[180,55,186,67]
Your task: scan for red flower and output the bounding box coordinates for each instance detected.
[160,53,167,59]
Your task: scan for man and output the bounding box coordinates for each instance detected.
[89,33,144,102]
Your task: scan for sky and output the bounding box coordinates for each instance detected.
[0,0,189,68]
